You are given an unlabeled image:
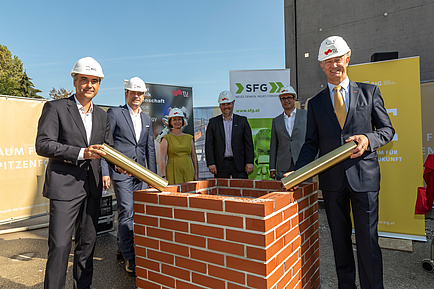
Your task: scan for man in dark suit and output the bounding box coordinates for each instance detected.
[36,57,114,289]
[269,86,307,180]
[292,36,394,289]
[205,90,254,179]
[101,77,156,275]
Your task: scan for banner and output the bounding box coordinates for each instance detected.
[348,57,425,240]
[0,96,48,222]
[229,69,291,180]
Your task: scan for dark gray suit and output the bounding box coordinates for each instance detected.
[295,80,394,289]
[205,114,254,178]
[35,95,113,289]
[101,104,156,261]
[269,109,307,180]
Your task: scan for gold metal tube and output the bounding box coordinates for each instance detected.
[281,141,357,189]
[100,143,168,192]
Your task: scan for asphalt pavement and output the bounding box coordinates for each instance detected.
[1,207,434,288]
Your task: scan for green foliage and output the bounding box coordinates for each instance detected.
[0,44,42,98]
[49,87,72,99]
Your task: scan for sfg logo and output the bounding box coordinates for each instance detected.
[235,82,284,94]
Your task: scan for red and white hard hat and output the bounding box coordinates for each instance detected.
[124,77,148,92]
[71,57,104,79]
[318,36,351,62]
[279,86,297,98]
[218,91,235,104]
[168,108,187,126]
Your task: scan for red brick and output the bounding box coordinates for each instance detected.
[179,182,198,193]
[135,214,158,227]
[136,256,160,272]
[216,178,229,187]
[163,185,181,193]
[226,229,265,246]
[175,232,206,248]
[192,272,225,289]
[148,271,175,288]
[147,248,174,264]
[245,218,265,232]
[298,197,309,211]
[275,219,291,239]
[241,189,267,198]
[218,187,243,196]
[159,193,188,207]
[134,191,159,203]
[267,264,285,288]
[189,196,223,211]
[135,246,147,258]
[230,179,255,188]
[133,203,145,213]
[225,199,273,217]
[246,274,268,289]
[175,280,204,289]
[228,283,251,289]
[190,223,224,239]
[134,235,159,250]
[208,238,244,256]
[254,179,283,191]
[160,218,189,232]
[162,263,190,281]
[207,187,218,195]
[175,256,207,274]
[207,213,243,228]
[283,227,299,246]
[174,208,205,222]
[136,277,160,289]
[264,192,292,211]
[147,227,173,241]
[134,224,145,236]
[146,205,173,218]
[209,264,245,284]
[160,241,189,257]
[276,269,293,289]
[265,231,275,246]
[226,256,266,276]
[190,248,225,266]
[276,244,293,265]
[198,179,217,189]
[246,246,266,261]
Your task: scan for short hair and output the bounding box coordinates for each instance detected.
[168,117,185,129]
[72,73,102,83]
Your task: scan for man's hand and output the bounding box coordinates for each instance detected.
[346,135,369,159]
[245,164,253,174]
[270,170,276,180]
[208,165,217,175]
[102,176,110,190]
[116,166,131,176]
[84,144,105,159]
[283,171,298,191]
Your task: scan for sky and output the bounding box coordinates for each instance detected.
[0,0,285,107]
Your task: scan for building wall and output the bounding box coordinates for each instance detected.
[284,0,434,104]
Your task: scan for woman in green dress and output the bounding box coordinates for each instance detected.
[160,108,198,185]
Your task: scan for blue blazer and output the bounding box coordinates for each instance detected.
[295,80,395,192]
[101,104,157,181]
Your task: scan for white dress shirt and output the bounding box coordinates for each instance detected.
[127,104,142,142]
[75,96,93,160]
[328,77,350,113]
[284,108,297,137]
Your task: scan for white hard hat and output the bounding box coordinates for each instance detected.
[71,57,104,79]
[318,36,351,62]
[218,91,235,104]
[124,77,148,92]
[279,86,297,97]
[168,108,187,126]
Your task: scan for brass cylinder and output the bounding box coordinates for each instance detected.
[281,141,357,189]
[100,143,168,192]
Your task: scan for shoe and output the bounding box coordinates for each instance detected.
[116,251,125,264]
[125,259,136,276]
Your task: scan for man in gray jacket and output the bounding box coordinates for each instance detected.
[269,86,307,180]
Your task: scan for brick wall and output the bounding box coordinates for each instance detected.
[133,179,320,289]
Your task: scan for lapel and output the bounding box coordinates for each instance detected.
[345,80,359,128]
[121,104,137,144]
[217,114,225,142]
[292,110,302,137]
[67,95,88,146]
[231,114,238,140]
[138,112,147,143]
[90,105,101,145]
[320,87,341,130]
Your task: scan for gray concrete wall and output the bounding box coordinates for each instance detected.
[284,0,434,104]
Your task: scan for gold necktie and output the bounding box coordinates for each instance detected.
[334,85,346,128]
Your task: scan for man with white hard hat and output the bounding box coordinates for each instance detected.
[36,57,115,288]
[288,36,394,288]
[101,77,157,275]
[269,86,307,180]
[205,90,254,178]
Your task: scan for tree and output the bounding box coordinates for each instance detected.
[49,87,72,99]
[0,44,42,98]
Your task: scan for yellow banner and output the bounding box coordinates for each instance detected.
[0,96,48,222]
[348,57,425,240]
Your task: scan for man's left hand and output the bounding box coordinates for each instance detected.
[245,164,253,174]
[346,135,369,159]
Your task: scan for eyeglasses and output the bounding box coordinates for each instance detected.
[280,96,295,101]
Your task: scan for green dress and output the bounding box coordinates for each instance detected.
[163,133,194,185]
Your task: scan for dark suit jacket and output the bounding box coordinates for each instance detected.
[269,109,307,179]
[35,95,113,200]
[101,105,157,181]
[295,80,395,192]
[205,114,254,173]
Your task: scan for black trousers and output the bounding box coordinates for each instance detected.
[215,158,248,179]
